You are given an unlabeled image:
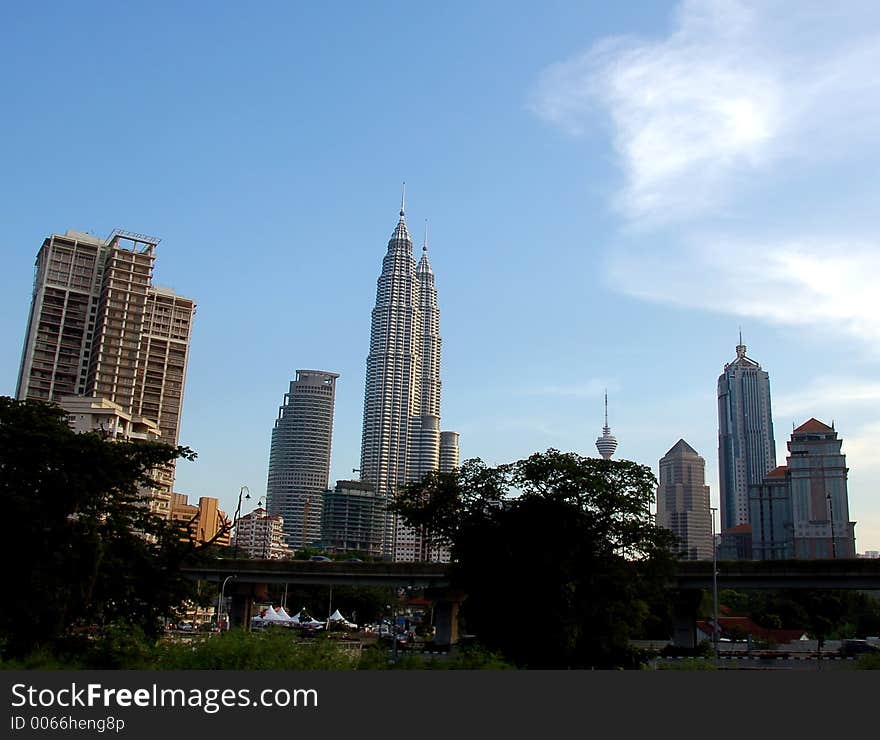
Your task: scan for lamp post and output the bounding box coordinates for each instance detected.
[218,575,236,631]
[710,506,719,663]
[826,493,837,559]
[232,486,251,558]
[254,497,268,559]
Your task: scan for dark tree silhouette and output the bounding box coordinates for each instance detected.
[394,449,678,668]
[0,396,209,658]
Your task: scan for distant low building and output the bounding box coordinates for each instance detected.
[718,523,753,560]
[232,507,291,559]
[59,395,170,518]
[59,395,161,442]
[170,493,231,547]
[696,616,808,645]
[321,480,386,559]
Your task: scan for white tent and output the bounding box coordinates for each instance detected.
[263,606,283,621]
[276,606,294,622]
[327,609,358,629]
[256,606,291,626]
[291,609,324,629]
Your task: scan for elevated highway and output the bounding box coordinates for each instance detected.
[181,557,880,648]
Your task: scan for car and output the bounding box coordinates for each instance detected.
[309,555,332,562]
[345,557,363,562]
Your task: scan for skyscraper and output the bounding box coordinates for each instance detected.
[265,370,339,549]
[787,418,855,559]
[655,439,713,560]
[440,431,460,473]
[16,229,195,517]
[748,418,856,560]
[717,334,776,534]
[359,188,456,561]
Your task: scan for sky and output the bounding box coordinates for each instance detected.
[2,1,879,552]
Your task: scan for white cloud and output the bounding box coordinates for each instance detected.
[840,422,880,473]
[531,0,880,348]
[774,378,880,418]
[607,235,880,345]
[530,0,880,224]
[526,379,613,399]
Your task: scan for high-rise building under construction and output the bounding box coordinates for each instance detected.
[16,228,195,517]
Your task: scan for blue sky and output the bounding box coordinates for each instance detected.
[2,1,879,552]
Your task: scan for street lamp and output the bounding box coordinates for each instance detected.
[218,575,236,631]
[826,493,837,559]
[232,486,250,558]
[710,506,719,663]
[255,497,269,559]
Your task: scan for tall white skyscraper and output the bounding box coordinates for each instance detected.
[266,370,338,550]
[359,188,456,561]
[717,334,776,534]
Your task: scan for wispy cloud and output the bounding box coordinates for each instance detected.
[525,379,614,399]
[607,235,880,344]
[774,378,880,419]
[840,422,880,473]
[531,0,880,225]
[531,0,880,349]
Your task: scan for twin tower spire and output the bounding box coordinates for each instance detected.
[359,184,456,562]
[396,180,431,259]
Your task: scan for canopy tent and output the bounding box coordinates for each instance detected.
[290,609,324,629]
[327,609,358,629]
[252,605,293,626]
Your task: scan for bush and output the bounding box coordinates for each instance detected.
[855,652,880,670]
[656,657,718,670]
[155,630,361,670]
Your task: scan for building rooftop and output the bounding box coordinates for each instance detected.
[793,418,834,433]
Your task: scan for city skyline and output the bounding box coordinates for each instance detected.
[2,2,880,553]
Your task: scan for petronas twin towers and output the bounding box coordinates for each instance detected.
[359,187,458,561]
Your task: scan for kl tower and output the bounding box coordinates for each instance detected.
[595,390,618,460]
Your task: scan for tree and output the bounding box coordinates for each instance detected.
[0,396,207,659]
[393,449,678,668]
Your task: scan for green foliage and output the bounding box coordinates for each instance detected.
[393,450,678,669]
[155,630,361,670]
[656,657,718,670]
[0,397,206,660]
[855,651,880,670]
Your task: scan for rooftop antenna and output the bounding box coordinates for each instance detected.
[400,180,406,218]
[423,219,428,251]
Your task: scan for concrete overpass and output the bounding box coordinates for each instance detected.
[181,557,880,649]
[181,558,450,588]
[183,556,880,591]
[181,559,458,646]
[674,558,880,591]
